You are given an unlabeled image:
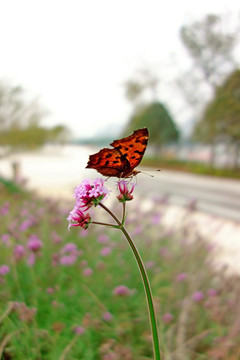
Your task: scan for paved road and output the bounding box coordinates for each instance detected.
[1,145,240,222]
[135,168,240,222]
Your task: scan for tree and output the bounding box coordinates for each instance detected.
[124,69,159,105]
[124,102,180,153]
[178,14,239,115]
[193,69,240,168]
[0,81,70,156]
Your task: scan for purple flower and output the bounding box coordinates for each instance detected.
[27,235,42,252]
[176,272,187,282]
[83,267,93,276]
[116,180,136,202]
[145,261,155,269]
[102,311,113,322]
[207,288,218,297]
[47,287,54,294]
[19,219,33,232]
[59,254,77,266]
[73,326,85,335]
[0,202,10,215]
[192,291,204,303]
[152,213,162,225]
[61,243,77,254]
[74,178,110,210]
[162,313,174,324]
[2,234,10,244]
[14,244,25,260]
[98,234,109,244]
[113,285,131,296]
[67,207,91,230]
[27,253,36,266]
[100,247,112,257]
[0,265,10,276]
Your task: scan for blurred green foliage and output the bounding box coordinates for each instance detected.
[0,81,70,156]
[193,69,240,168]
[124,102,180,151]
[1,188,240,359]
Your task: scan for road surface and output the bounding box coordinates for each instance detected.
[136,168,240,222]
[1,145,240,222]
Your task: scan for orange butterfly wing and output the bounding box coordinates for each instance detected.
[86,128,149,178]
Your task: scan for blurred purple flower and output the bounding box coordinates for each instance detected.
[207,288,218,297]
[80,260,88,267]
[14,244,25,260]
[102,311,113,322]
[152,213,162,225]
[162,313,174,324]
[192,291,204,302]
[73,326,85,335]
[132,225,143,236]
[145,261,155,269]
[79,229,89,237]
[0,265,10,276]
[159,247,171,258]
[47,287,54,294]
[113,285,131,296]
[61,242,77,253]
[176,272,187,282]
[100,247,112,257]
[19,219,33,232]
[98,234,109,244]
[83,267,93,276]
[2,234,10,244]
[2,234,11,247]
[0,202,10,215]
[27,234,42,252]
[59,254,77,266]
[27,253,36,266]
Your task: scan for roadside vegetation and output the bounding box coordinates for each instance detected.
[1,179,240,359]
[142,156,240,179]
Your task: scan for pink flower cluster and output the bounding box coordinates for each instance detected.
[116,180,136,202]
[67,178,110,230]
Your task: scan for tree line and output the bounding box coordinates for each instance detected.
[0,82,70,157]
[124,14,240,169]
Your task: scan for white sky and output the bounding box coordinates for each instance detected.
[0,0,239,139]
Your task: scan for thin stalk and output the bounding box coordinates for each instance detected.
[122,202,126,224]
[92,221,116,227]
[99,202,161,360]
[99,203,121,224]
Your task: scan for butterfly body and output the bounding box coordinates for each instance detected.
[86,128,149,178]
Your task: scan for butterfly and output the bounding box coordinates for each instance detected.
[86,128,149,178]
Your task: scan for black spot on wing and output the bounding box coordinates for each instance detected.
[135,139,148,145]
[134,150,145,155]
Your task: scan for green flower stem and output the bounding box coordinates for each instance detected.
[92,221,116,227]
[99,202,161,360]
[122,201,126,224]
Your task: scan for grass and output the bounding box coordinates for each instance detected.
[142,156,240,179]
[1,180,240,359]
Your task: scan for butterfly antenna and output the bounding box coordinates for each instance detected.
[139,171,154,178]
[139,169,161,177]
